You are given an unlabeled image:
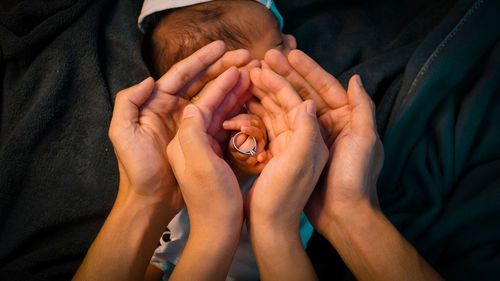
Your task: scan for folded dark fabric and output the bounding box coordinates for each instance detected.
[1,0,499,280]
[0,0,149,279]
[300,0,500,280]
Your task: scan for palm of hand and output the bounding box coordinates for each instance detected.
[306,81,383,231]
[121,92,189,212]
[245,104,299,216]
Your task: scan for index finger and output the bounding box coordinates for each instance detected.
[178,49,253,99]
[287,49,348,109]
[250,68,302,113]
[264,49,328,112]
[156,40,226,95]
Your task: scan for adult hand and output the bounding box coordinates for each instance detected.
[166,67,246,281]
[176,48,260,146]
[244,67,328,281]
[263,50,443,281]
[167,67,246,229]
[262,49,384,232]
[73,41,249,281]
[110,41,250,214]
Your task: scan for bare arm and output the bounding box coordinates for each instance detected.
[74,185,175,281]
[323,202,442,281]
[245,67,329,281]
[263,49,443,281]
[73,41,250,281]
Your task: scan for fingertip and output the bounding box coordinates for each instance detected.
[348,74,370,103]
[305,99,317,116]
[240,125,249,134]
[249,59,261,68]
[139,76,154,86]
[210,40,226,52]
[264,49,282,63]
[287,49,303,64]
[350,74,364,89]
[116,76,155,110]
[226,66,239,75]
[257,152,266,163]
[296,100,320,134]
[239,69,250,87]
[133,76,154,95]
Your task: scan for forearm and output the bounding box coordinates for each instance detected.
[73,186,175,281]
[249,222,318,281]
[169,219,243,281]
[324,202,442,281]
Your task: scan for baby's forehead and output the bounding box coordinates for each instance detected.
[226,1,281,37]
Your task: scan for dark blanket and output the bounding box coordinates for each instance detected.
[1,0,499,280]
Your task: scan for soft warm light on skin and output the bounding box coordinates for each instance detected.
[231,1,297,60]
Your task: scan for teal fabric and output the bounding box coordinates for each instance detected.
[299,213,314,248]
[378,0,500,279]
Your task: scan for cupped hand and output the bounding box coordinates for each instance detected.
[245,67,328,231]
[167,67,245,230]
[263,49,384,233]
[108,41,250,219]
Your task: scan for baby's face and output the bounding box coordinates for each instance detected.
[236,1,296,60]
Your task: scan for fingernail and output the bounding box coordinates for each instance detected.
[356,75,364,88]
[306,101,316,116]
[183,104,196,119]
[139,77,151,85]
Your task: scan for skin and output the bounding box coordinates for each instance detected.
[260,48,443,281]
[72,41,256,281]
[223,112,268,178]
[220,0,298,179]
[245,68,328,281]
[143,4,297,277]
[76,1,443,280]
[74,38,442,281]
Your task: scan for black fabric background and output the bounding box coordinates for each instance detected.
[1,0,499,280]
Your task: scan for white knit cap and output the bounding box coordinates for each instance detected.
[138,0,284,32]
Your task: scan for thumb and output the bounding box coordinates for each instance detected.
[114,77,154,121]
[177,104,215,164]
[109,77,154,138]
[293,99,321,143]
[290,100,324,155]
[290,99,329,173]
[347,75,377,134]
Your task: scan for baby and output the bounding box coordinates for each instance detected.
[141,0,296,180]
[138,1,308,280]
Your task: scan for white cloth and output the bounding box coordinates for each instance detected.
[138,0,284,32]
[150,176,314,281]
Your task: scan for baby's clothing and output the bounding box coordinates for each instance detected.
[138,0,284,32]
[151,178,314,281]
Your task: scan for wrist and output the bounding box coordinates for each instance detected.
[76,185,176,281]
[114,181,179,228]
[171,215,243,281]
[317,199,443,281]
[189,205,244,237]
[248,216,302,247]
[321,200,383,248]
[248,220,317,281]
